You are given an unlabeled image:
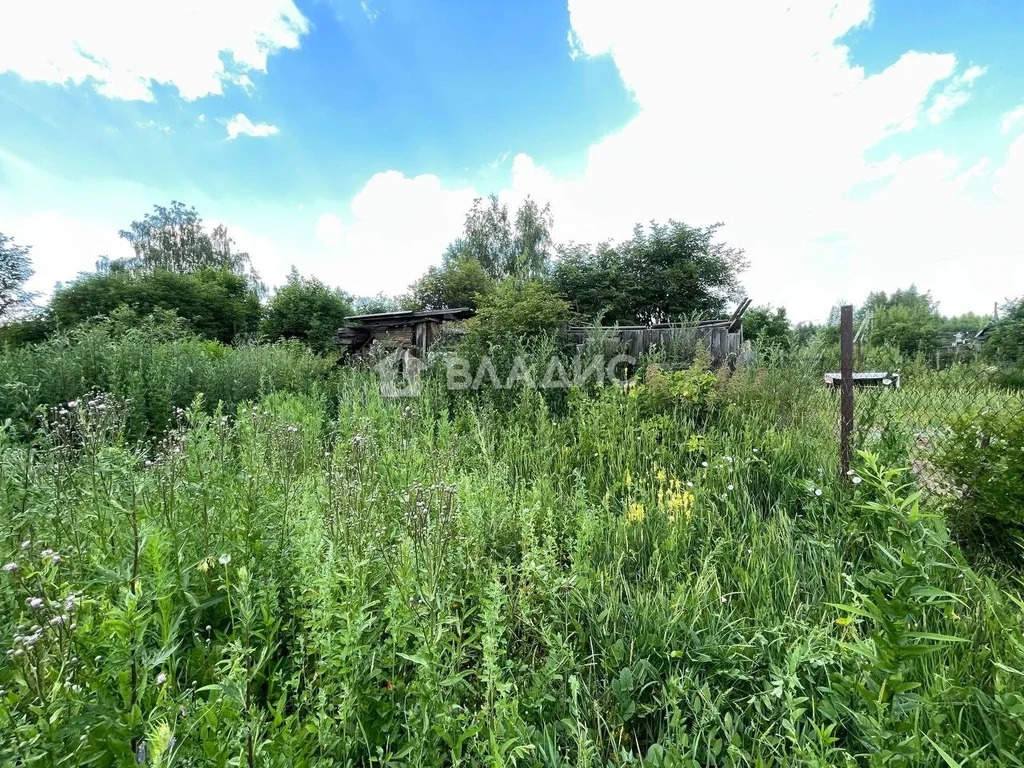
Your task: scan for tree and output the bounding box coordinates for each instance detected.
[462,277,570,349]
[408,257,494,310]
[118,201,256,282]
[261,268,353,353]
[860,286,941,359]
[552,221,746,325]
[50,268,261,343]
[984,297,1023,366]
[450,195,553,279]
[351,294,405,315]
[0,232,35,322]
[744,305,791,349]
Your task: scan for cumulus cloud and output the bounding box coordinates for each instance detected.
[308,0,1007,319]
[1001,105,1024,135]
[318,172,477,296]
[0,0,308,101]
[225,114,280,140]
[483,0,1010,319]
[315,214,345,249]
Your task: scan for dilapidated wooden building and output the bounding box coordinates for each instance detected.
[335,307,475,357]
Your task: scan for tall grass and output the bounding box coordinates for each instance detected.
[1,337,1023,765]
[0,324,334,439]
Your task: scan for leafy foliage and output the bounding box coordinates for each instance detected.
[261,268,353,353]
[118,201,254,280]
[0,232,35,322]
[984,297,1024,366]
[462,277,569,346]
[744,304,791,350]
[860,286,942,359]
[933,408,1024,554]
[447,195,553,279]
[552,221,746,324]
[408,256,494,310]
[1,350,1023,765]
[50,267,261,343]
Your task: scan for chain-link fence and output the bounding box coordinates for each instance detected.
[844,347,1024,551]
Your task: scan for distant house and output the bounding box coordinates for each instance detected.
[335,307,475,357]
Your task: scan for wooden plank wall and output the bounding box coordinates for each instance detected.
[569,324,744,369]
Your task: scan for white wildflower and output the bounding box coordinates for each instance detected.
[27,597,44,610]
[851,476,863,485]
[218,554,231,566]
[156,672,167,685]
[2,563,16,573]
[21,540,30,550]
[814,488,822,497]
[726,484,734,491]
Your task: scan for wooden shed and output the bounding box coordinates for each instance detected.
[335,307,475,357]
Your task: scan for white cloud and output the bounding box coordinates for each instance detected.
[477,0,1016,319]
[926,64,985,124]
[225,113,280,140]
[315,214,345,249]
[318,172,477,296]
[1,211,135,297]
[303,0,1016,319]
[1001,105,1024,135]
[0,0,308,101]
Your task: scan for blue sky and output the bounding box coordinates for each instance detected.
[1,0,1023,320]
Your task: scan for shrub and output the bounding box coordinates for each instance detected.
[933,408,1024,553]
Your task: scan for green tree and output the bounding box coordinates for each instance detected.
[0,232,35,322]
[552,221,746,324]
[351,294,405,315]
[409,257,494,310]
[744,305,791,349]
[118,201,257,284]
[261,268,353,353]
[861,286,941,359]
[984,297,1023,366]
[450,195,553,279]
[50,268,260,343]
[463,278,569,348]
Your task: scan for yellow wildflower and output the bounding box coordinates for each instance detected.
[626,502,645,524]
[624,469,632,489]
[666,489,695,522]
[655,467,667,483]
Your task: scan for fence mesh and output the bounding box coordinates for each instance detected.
[839,348,1024,553]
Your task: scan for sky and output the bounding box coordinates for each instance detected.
[1,0,1023,322]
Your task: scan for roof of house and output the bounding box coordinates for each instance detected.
[342,307,476,327]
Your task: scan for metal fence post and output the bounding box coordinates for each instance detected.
[840,305,854,480]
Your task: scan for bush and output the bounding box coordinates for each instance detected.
[261,269,353,353]
[934,408,1024,554]
[50,267,261,343]
[628,351,717,418]
[0,321,333,439]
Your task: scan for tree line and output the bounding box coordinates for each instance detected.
[1,197,1021,371]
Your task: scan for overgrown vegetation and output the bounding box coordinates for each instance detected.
[2,335,1023,765]
[2,196,1024,765]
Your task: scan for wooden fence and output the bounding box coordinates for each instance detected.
[567,322,746,369]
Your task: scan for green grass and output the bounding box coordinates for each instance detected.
[1,347,1023,766]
